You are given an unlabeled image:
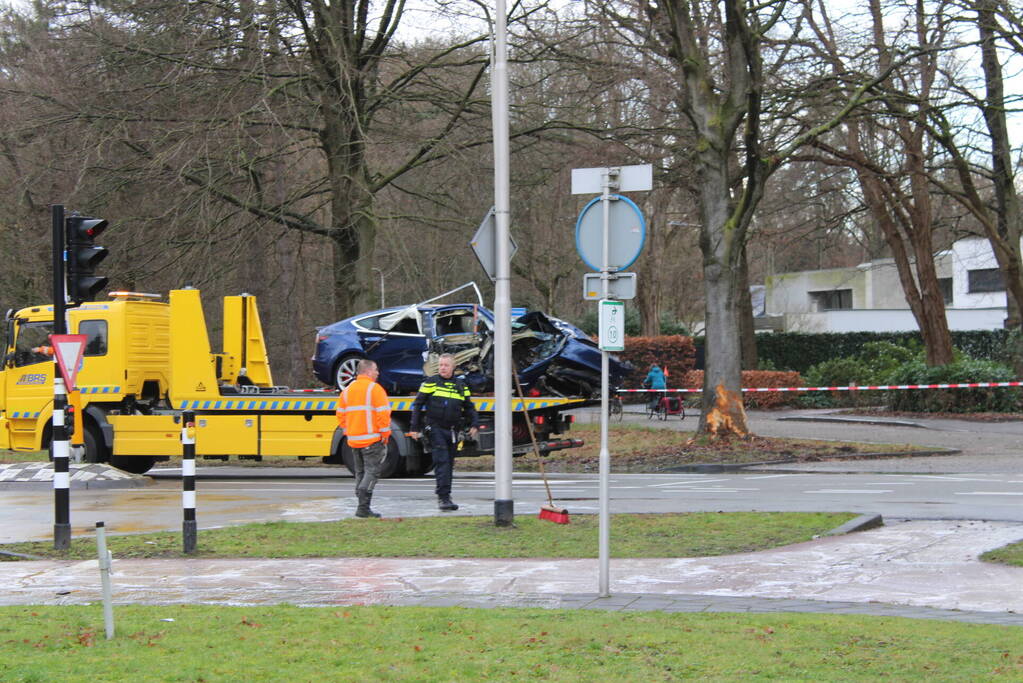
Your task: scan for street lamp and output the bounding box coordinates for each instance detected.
[371,267,385,308]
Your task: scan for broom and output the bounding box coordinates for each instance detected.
[514,374,570,524]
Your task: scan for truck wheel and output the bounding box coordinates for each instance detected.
[340,439,405,478]
[82,425,108,464]
[46,424,108,464]
[334,355,364,389]
[109,455,157,474]
[402,452,434,477]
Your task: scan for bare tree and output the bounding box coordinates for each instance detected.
[926,0,1023,340]
[805,0,955,365]
[4,1,493,321]
[620,0,890,436]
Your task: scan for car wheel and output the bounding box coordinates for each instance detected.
[334,355,364,389]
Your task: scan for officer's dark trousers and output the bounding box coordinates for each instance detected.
[427,426,456,498]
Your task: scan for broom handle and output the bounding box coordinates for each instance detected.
[513,373,555,508]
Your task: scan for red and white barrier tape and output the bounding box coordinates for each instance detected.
[618,381,1023,394]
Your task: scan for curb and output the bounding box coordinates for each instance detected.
[0,462,153,490]
[148,466,350,481]
[820,513,884,537]
[779,416,926,429]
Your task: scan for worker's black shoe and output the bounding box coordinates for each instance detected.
[355,490,381,518]
[438,496,459,511]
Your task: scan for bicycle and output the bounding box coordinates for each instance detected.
[648,393,685,421]
[609,392,624,421]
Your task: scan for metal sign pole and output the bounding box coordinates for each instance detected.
[492,0,514,526]
[571,162,650,597]
[598,171,612,597]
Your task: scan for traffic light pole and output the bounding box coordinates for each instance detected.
[51,204,71,550]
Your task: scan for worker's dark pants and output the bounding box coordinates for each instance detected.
[427,426,457,498]
[353,440,386,493]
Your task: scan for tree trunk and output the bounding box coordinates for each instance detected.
[737,243,758,370]
[322,95,376,320]
[977,0,1023,332]
[696,164,748,437]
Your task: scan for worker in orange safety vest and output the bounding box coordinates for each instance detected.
[336,359,391,518]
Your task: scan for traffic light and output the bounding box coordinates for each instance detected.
[65,215,109,304]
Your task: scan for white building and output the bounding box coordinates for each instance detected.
[760,236,1010,333]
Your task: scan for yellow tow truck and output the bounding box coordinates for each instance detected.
[0,289,585,475]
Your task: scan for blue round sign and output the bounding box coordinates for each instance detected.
[574,195,646,271]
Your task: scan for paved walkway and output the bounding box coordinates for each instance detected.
[5,519,1023,625]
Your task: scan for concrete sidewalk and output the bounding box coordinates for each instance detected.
[5,519,1023,626]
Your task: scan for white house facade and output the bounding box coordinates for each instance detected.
[760,236,1012,333]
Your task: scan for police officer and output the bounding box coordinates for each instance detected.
[409,353,479,511]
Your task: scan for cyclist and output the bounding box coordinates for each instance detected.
[643,363,667,413]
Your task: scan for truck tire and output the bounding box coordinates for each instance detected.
[46,423,107,464]
[340,439,404,478]
[82,424,108,464]
[108,455,157,475]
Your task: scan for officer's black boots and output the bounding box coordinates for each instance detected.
[438,496,459,511]
[355,489,381,518]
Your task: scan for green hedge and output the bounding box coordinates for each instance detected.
[746,330,1013,373]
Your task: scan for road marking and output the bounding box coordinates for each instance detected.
[954,492,1023,496]
[649,479,729,487]
[744,474,799,480]
[804,489,893,494]
[910,475,1003,482]
[670,488,759,492]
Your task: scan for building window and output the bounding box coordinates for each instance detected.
[809,289,852,311]
[968,268,1004,293]
[938,278,953,305]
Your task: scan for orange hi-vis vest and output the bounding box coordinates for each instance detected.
[337,374,392,448]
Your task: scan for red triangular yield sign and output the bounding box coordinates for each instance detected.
[50,334,87,390]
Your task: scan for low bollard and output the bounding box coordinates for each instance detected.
[95,521,114,639]
[181,410,197,554]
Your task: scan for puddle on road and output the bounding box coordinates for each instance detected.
[281,499,347,520]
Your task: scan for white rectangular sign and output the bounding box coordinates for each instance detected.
[584,272,637,301]
[571,164,653,195]
[598,299,626,351]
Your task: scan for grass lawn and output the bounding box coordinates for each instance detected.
[0,511,855,561]
[461,423,934,473]
[1,604,1021,681]
[0,450,46,464]
[981,541,1023,567]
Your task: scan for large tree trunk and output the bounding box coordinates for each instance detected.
[977,0,1023,331]
[323,96,376,319]
[697,162,748,437]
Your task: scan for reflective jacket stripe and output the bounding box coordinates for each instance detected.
[337,375,392,447]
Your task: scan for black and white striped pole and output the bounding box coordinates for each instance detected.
[181,410,197,554]
[51,204,71,551]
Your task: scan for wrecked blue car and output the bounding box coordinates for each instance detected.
[312,287,632,396]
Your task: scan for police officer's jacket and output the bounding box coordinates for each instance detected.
[410,374,479,431]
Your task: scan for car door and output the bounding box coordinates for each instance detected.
[355,309,428,393]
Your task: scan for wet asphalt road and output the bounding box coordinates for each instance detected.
[3,409,1023,542]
